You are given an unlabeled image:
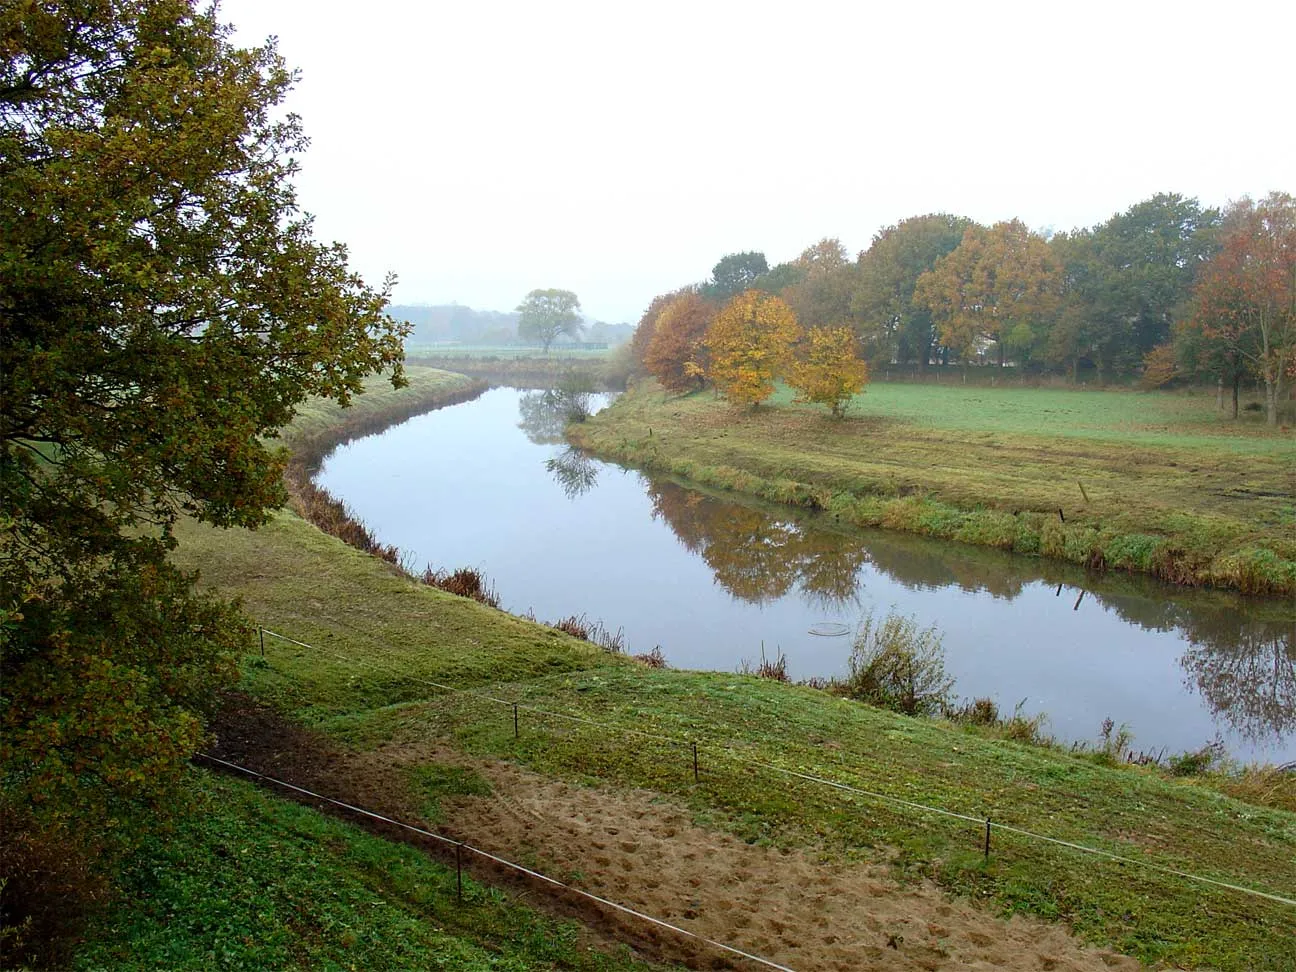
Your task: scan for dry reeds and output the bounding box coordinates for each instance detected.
[634,645,668,668]
[739,643,789,682]
[421,567,500,608]
[547,613,626,653]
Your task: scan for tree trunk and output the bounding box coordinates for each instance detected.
[1232,372,1240,419]
[1265,376,1279,425]
[1071,355,1079,385]
[1216,377,1224,411]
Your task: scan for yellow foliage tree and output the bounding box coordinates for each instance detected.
[705,291,801,405]
[788,326,869,417]
[913,220,1061,366]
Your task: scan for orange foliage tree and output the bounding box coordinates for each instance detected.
[787,326,869,417]
[1188,192,1295,425]
[914,220,1061,366]
[643,292,715,392]
[705,291,801,405]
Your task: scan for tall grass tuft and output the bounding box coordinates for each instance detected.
[547,614,626,653]
[421,567,500,608]
[739,643,789,682]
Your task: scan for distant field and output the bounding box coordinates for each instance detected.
[404,343,612,359]
[571,382,1296,594]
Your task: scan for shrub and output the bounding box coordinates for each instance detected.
[1168,740,1226,777]
[841,610,953,716]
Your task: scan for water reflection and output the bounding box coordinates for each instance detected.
[646,480,867,607]
[546,447,600,499]
[640,473,1296,747]
[1182,625,1296,743]
[516,387,593,445]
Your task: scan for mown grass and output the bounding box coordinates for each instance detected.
[171,508,1296,971]
[568,382,1296,595]
[71,771,664,972]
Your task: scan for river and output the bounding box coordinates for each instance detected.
[317,386,1296,764]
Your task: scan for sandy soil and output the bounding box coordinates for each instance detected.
[209,695,1142,972]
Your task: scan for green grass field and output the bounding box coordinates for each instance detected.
[72,772,663,972]
[570,382,1296,595]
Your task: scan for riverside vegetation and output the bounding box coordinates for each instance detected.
[569,381,1296,596]
[94,366,1290,972]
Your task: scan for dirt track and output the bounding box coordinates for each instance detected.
[208,695,1141,972]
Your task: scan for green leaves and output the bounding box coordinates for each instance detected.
[515,288,582,352]
[1,0,408,906]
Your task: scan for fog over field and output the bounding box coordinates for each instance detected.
[221,0,1296,323]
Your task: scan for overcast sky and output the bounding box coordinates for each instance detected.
[220,0,1295,324]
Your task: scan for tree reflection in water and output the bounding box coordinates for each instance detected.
[546,447,600,499]
[516,387,592,445]
[645,479,867,607]
[1181,621,1296,743]
[643,474,1296,749]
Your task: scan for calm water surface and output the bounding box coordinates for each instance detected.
[318,388,1296,763]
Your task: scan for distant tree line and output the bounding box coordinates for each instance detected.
[631,191,1296,424]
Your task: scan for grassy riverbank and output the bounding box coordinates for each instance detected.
[569,383,1296,596]
[157,433,1295,972]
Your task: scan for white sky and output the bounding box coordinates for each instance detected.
[219,0,1295,324]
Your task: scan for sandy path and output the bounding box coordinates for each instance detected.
[353,742,1141,972]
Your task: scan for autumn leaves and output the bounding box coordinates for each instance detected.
[636,288,868,415]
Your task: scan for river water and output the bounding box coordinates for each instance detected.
[317,387,1296,764]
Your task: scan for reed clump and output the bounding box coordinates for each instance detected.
[421,567,500,608]
[739,644,789,682]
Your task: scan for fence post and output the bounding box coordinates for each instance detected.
[513,703,519,740]
[456,842,463,900]
[984,818,992,860]
[692,742,699,783]
[259,627,265,657]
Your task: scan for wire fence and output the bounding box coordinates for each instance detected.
[254,626,1296,910]
[196,752,797,972]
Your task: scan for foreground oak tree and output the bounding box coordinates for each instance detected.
[0,0,406,945]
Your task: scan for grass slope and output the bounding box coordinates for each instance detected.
[73,772,663,972]
[170,508,1296,971]
[569,383,1296,595]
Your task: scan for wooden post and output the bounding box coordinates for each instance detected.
[456,843,463,900]
[984,818,992,860]
[692,742,699,783]
[513,703,519,739]
[259,627,265,657]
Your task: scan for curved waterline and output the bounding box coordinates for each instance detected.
[316,386,1296,763]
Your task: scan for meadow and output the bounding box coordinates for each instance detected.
[570,381,1296,595]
